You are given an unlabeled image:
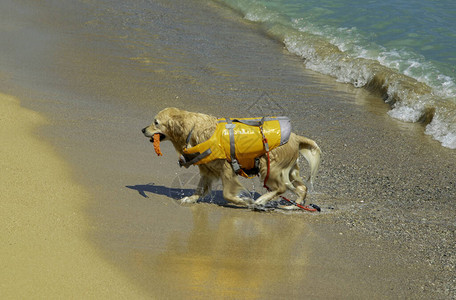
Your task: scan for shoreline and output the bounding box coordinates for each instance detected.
[0,93,146,298]
[219,0,456,150]
[1,0,455,298]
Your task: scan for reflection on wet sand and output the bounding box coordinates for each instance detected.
[132,205,312,298]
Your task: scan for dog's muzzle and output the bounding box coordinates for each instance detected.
[142,127,156,139]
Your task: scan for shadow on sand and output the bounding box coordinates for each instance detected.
[125,183,263,209]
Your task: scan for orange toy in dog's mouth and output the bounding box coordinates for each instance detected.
[153,133,163,156]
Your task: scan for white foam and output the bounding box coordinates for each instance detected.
[242,3,281,23]
[436,74,456,98]
[387,105,423,123]
[226,1,456,150]
[245,11,269,22]
[425,114,456,149]
[283,34,373,88]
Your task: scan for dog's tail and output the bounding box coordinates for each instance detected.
[298,136,321,191]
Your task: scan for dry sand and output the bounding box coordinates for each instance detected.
[0,93,147,298]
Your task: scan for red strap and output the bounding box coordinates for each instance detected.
[263,151,270,189]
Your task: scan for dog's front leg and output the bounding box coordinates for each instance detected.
[221,163,254,207]
[180,175,212,204]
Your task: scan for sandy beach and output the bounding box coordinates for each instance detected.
[0,94,147,298]
[1,0,455,298]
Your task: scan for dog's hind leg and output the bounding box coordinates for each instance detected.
[254,167,287,208]
[290,164,308,205]
[278,164,308,210]
[282,165,296,193]
[254,190,280,207]
[275,165,307,210]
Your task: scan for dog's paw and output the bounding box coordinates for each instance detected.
[278,204,300,210]
[241,197,255,206]
[179,195,198,204]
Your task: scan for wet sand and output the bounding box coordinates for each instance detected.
[1,0,455,298]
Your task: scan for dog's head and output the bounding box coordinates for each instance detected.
[142,107,191,152]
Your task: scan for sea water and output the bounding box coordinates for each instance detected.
[216,0,456,149]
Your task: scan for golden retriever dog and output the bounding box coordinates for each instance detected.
[142,107,321,210]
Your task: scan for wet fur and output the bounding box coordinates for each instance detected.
[142,107,321,209]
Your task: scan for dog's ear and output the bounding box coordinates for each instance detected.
[165,115,186,138]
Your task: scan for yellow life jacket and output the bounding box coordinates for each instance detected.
[179,117,291,178]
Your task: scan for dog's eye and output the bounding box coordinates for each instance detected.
[154,119,159,126]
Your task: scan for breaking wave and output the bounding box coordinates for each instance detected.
[215,0,456,149]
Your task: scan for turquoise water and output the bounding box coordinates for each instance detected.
[217,0,456,149]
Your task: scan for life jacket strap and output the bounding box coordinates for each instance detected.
[258,117,270,152]
[179,149,212,168]
[225,118,242,174]
[185,127,194,145]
